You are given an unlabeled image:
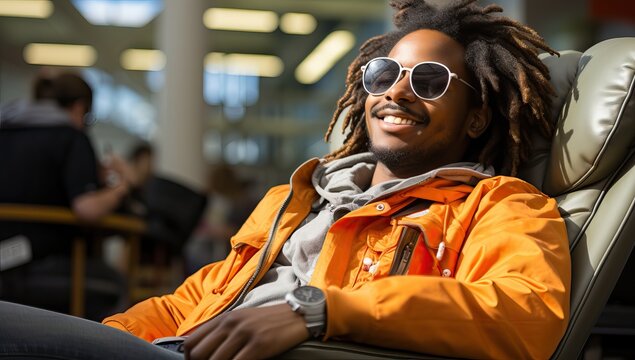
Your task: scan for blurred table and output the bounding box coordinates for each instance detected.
[0,203,146,317]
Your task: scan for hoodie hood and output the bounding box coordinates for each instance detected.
[311,152,495,210]
[0,100,73,129]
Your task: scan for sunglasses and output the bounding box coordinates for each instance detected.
[361,57,478,100]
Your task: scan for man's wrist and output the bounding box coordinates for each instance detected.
[285,286,326,339]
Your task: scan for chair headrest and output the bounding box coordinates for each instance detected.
[540,38,635,195]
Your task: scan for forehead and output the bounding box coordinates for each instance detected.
[388,29,467,71]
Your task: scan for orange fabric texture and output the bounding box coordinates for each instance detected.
[103,159,570,359]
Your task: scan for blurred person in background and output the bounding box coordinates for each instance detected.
[0,71,130,320]
[122,142,155,217]
[102,142,155,274]
[115,142,208,294]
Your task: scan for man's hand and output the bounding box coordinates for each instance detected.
[183,303,310,360]
[102,154,137,187]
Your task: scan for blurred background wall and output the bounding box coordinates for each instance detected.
[1,0,633,195]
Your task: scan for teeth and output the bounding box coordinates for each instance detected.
[383,115,417,126]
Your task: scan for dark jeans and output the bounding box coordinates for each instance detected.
[0,301,182,359]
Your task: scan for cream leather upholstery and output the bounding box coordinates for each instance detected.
[533,37,635,359]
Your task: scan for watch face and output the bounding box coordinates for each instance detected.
[294,286,324,303]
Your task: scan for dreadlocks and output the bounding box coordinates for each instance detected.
[324,0,558,176]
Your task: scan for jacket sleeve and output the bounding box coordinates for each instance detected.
[101,185,292,341]
[323,179,571,359]
[102,261,224,341]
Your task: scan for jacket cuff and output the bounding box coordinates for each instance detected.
[102,319,133,334]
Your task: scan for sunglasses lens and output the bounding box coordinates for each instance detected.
[363,58,401,95]
[411,63,450,99]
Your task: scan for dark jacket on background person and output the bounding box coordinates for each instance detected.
[0,99,99,259]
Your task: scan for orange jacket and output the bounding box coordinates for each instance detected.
[103,158,570,359]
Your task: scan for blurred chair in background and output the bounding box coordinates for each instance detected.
[129,175,207,300]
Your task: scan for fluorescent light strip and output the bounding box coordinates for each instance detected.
[205,52,283,77]
[203,8,278,33]
[71,0,162,28]
[0,0,53,18]
[121,49,165,71]
[23,43,97,67]
[295,30,355,84]
[280,13,317,35]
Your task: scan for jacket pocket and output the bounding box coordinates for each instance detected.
[394,208,466,277]
[230,231,267,250]
[212,232,267,294]
[387,225,441,276]
[388,226,420,275]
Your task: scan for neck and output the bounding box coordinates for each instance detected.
[370,161,430,186]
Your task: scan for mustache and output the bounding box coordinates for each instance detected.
[370,103,428,123]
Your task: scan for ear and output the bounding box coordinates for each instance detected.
[466,106,491,139]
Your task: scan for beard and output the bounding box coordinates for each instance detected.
[368,137,448,178]
[369,143,412,170]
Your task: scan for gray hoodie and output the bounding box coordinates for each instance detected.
[234,152,494,310]
[0,100,73,129]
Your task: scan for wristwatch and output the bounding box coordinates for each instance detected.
[285,285,326,338]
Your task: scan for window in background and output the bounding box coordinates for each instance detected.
[72,0,162,28]
[82,68,156,139]
[204,70,260,122]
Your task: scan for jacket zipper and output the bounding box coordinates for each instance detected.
[388,226,420,275]
[222,190,294,313]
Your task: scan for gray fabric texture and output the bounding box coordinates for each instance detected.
[0,100,72,129]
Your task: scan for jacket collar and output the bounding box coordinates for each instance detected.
[290,154,494,204]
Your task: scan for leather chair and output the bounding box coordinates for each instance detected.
[278,37,635,359]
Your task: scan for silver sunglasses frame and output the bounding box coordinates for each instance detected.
[361,57,478,101]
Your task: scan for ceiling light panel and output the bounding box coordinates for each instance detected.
[0,0,53,18]
[280,13,317,35]
[295,30,355,84]
[205,52,284,77]
[120,49,165,71]
[23,43,97,67]
[203,8,278,33]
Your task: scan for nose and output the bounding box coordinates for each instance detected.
[384,70,416,103]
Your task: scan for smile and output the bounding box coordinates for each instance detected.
[382,115,419,126]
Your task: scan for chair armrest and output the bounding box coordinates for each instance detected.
[276,340,450,360]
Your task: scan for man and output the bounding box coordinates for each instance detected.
[0,72,130,319]
[103,0,570,358]
[121,142,155,217]
[0,72,130,222]
[0,1,570,359]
